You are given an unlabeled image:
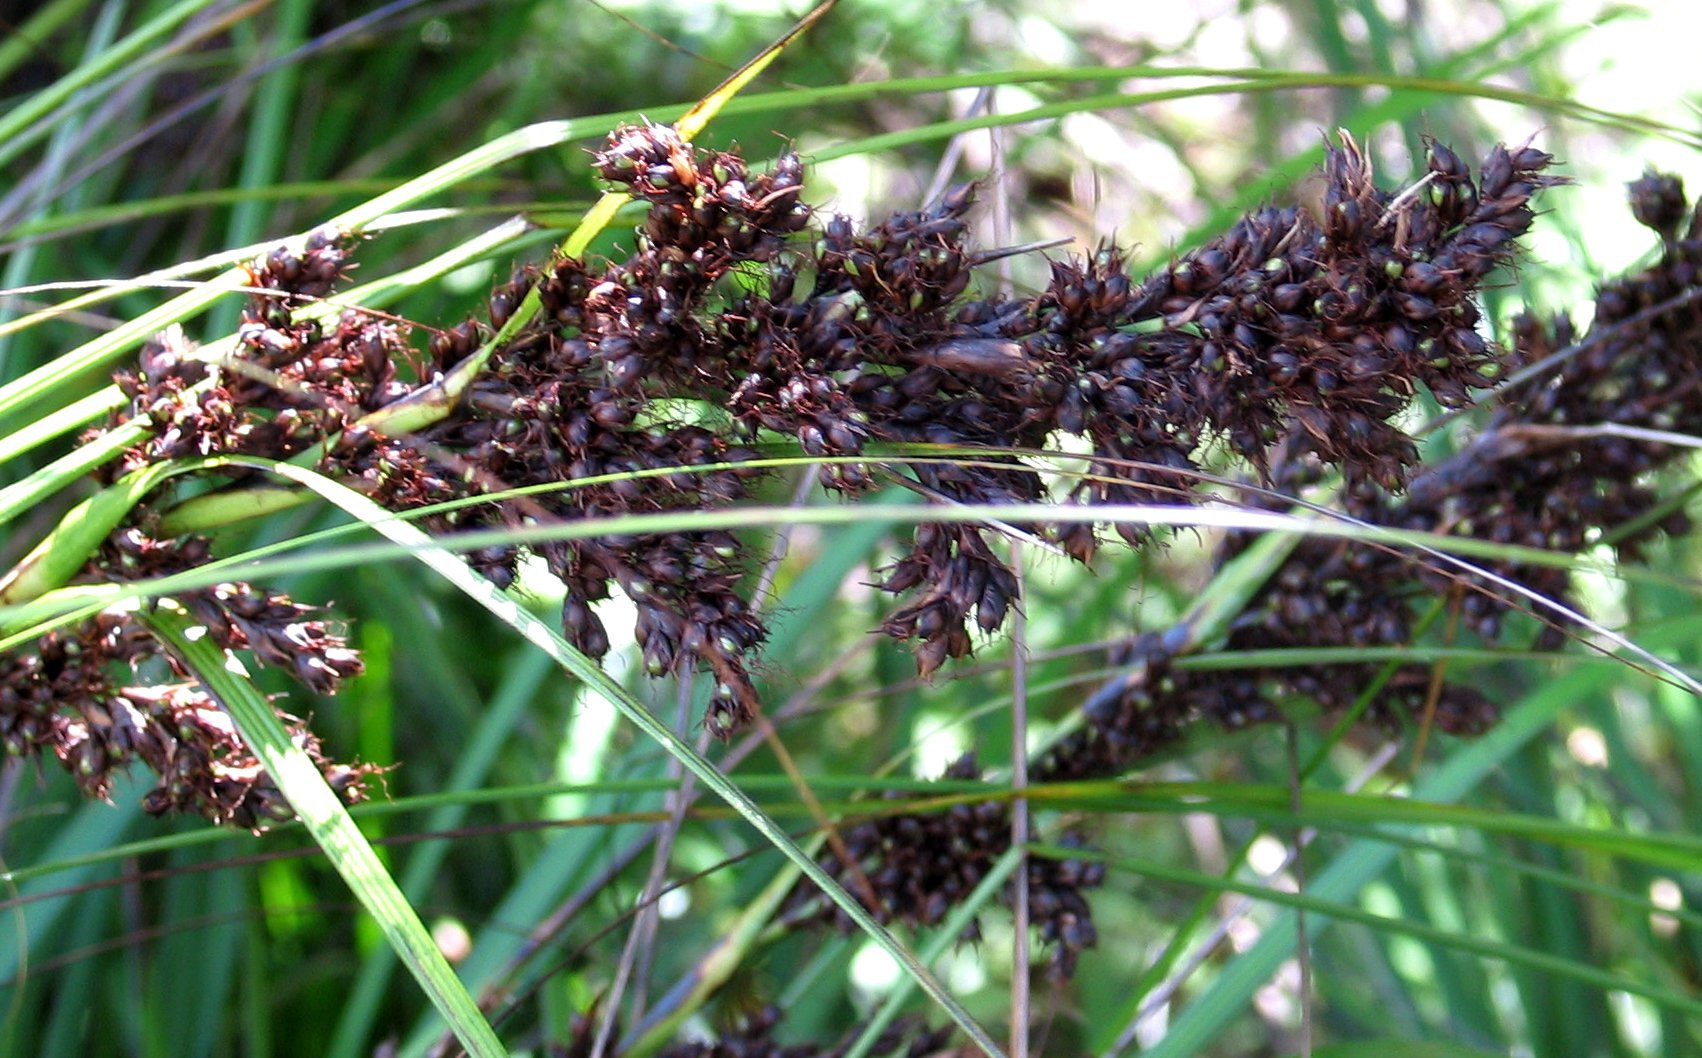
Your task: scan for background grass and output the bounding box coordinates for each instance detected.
[1,1,1700,1056]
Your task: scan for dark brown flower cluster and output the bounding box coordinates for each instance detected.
[1041,169,1702,784]
[16,235,408,825]
[97,125,1559,738]
[396,122,814,734]
[111,231,418,475]
[785,755,1106,980]
[1401,169,1702,634]
[1212,169,1702,733]
[799,134,1554,672]
[0,126,1576,842]
[802,166,1702,966]
[0,533,373,828]
[435,125,1557,693]
[1010,136,1556,525]
[113,225,462,531]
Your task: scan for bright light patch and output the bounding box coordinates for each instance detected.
[850,940,901,997]
[1650,878,1682,911]
[1247,834,1289,877]
[1253,957,1302,1026]
[1650,877,1682,939]
[911,709,969,778]
[513,549,567,607]
[432,917,472,964]
[814,153,876,226]
[658,886,690,920]
[445,260,495,296]
[1565,725,1609,768]
[946,947,986,993]
[1611,989,1661,1054]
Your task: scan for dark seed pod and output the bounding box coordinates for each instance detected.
[1629,170,1688,242]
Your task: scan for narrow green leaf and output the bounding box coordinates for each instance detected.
[0,776,140,986]
[325,647,553,1058]
[1037,843,1702,1022]
[1130,665,1613,1058]
[0,424,147,538]
[842,847,1023,1058]
[243,458,1005,1058]
[1306,1044,1510,1058]
[621,844,815,1058]
[0,0,222,170]
[143,604,508,1058]
[673,0,840,142]
[0,459,184,604]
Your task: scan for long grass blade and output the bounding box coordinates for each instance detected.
[1128,664,1615,1058]
[243,458,1006,1058]
[143,602,509,1058]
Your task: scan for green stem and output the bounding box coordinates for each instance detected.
[255,458,1005,1058]
[143,602,508,1058]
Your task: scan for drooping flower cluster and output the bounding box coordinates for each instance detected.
[799,168,1702,969]
[110,126,1558,739]
[111,231,416,475]
[0,122,1606,865]
[784,755,1105,979]
[0,534,374,829]
[395,123,815,734]
[1040,169,1702,785]
[1400,169,1702,636]
[16,234,405,826]
[431,125,1559,698]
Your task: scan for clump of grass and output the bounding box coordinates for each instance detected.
[3,4,1702,1058]
[9,110,1702,1043]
